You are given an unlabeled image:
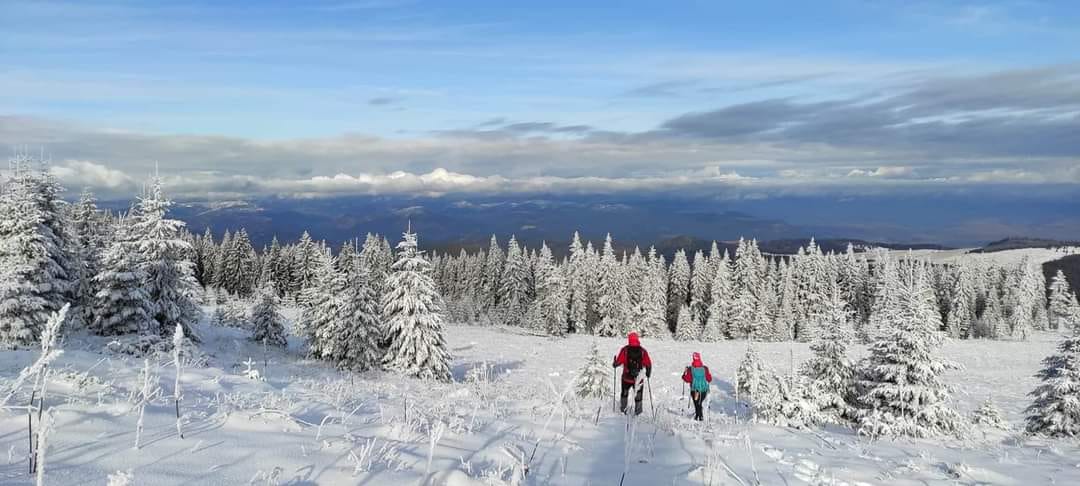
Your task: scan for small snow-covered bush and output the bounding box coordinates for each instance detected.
[971,397,1009,430]
[736,342,771,402]
[106,333,207,366]
[106,469,134,486]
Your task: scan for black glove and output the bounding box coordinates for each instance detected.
[646,367,652,379]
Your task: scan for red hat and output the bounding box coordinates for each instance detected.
[628,332,640,346]
[691,352,702,367]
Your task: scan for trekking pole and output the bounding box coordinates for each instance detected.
[646,378,656,420]
[612,370,618,413]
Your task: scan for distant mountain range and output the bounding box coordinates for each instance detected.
[98,193,1079,255]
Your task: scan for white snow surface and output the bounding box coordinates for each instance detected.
[885,247,1079,266]
[2,313,1080,485]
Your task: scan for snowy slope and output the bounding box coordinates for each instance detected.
[884,247,1080,266]
[2,316,1079,485]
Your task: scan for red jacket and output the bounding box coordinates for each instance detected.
[682,365,712,384]
[613,345,652,383]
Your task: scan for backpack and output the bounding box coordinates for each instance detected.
[690,366,709,393]
[625,346,643,378]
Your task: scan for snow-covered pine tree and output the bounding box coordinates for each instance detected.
[299,251,337,353]
[499,236,530,326]
[0,158,72,345]
[129,177,200,340]
[290,231,320,299]
[91,218,154,336]
[575,341,609,400]
[70,190,106,327]
[595,234,629,337]
[1020,259,1049,331]
[737,341,772,403]
[689,250,711,329]
[756,374,824,429]
[216,228,258,297]
[703,250,733,341]
[731,238,766,339]
[801,285,855,422]
[971,397,1008,430]
[855,265,963,438]
[250,282,287,347]
[773,259,797,341]
[667,249,691,329]
[567,232,590,333]
[532,243,569,336]
[1049,270,1079,331]
[864,249,900,343]
[674,305,698,341]
[1025,325,1080,436]
[638,248,669,339]
[947,265,976,339]
[381,228,452,381]
[480,235,505,313]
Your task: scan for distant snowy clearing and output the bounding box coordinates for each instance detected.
[885,247,1079,266]
[2,318,1079,485]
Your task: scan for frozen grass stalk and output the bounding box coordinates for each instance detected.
[173,323,184,439]
[134,359,158,449]
[34,409,53,486]
[7,304,68,474]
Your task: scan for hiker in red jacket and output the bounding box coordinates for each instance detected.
[681,352,712,421]
[612,332,652,415]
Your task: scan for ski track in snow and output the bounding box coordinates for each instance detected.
[2,313,1080,485]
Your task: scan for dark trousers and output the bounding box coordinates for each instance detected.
[620,381,644,415]
[691,390,708,421]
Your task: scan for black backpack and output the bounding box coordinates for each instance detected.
[625,346,643,378]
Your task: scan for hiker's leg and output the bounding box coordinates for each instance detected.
[634,386,644,415]
[620,382,631,414]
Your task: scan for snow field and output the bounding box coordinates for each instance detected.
[2,317,1079,485]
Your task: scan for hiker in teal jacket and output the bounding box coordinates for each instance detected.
[681,352,712,421]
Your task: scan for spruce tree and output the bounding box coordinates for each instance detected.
[1025,328,1080,436]
[639,248,669,339]
[737,342,773,406]
[567,232,590,333]
[381,228,452,381]
[689,250,711,328]
[71,190,106,327]
[481,235,505,313]
[802,285,855,422]
[250,283,287,347]
[300,254,338,356]
[130,178,201,340]
[532,243,568,336]
[1049,271,1079,331]
[0,162,67,346]
[595,234,628,337]
[91,220,154,336]
[332,265,383,370]
[856,267,963,438]
[576,342,610,400]
[667,249,691,328]
[972,397,1008,430]
[499,236,530,326]
[703,250,733,341]
[674,304,697,341]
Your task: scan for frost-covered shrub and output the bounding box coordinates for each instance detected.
[972,397,1009,430]
[737,342,770,402]
[575,342,609,400]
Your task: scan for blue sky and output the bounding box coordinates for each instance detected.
[1,0,1079,204]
